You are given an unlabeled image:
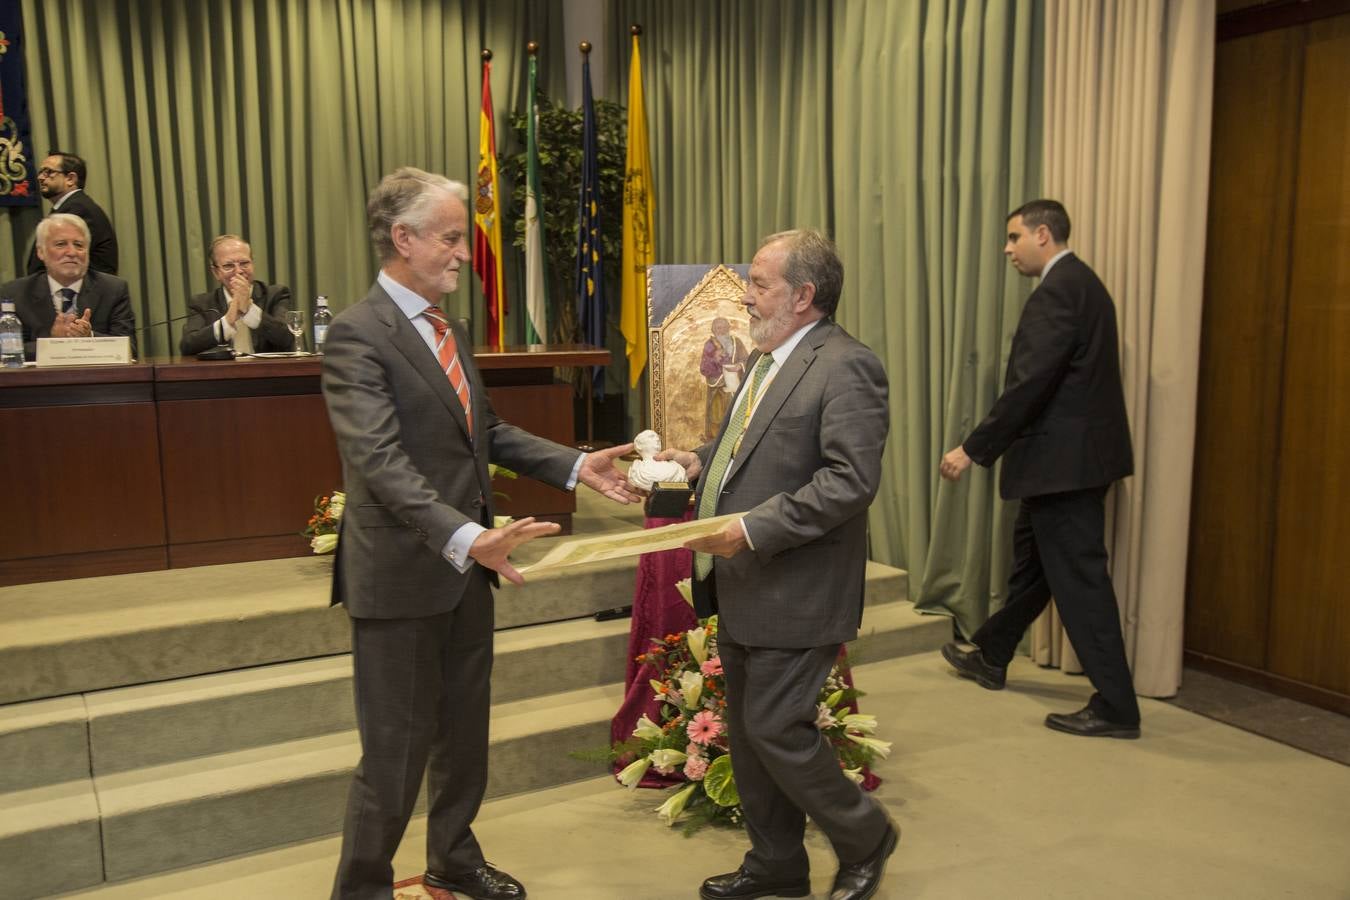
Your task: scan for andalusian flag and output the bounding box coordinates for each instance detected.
[575,50,606,394]
[473,53,507,348]
[620,27,655,387]
[524,48,548,345]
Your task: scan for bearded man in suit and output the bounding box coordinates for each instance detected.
[659,229,897,900]
[28,151,119,276]
[322,166,636,900]
[179,235,295,356]
[2,213,136,360]
[939,198,1140,739]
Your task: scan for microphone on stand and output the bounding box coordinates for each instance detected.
[194,307,236,360]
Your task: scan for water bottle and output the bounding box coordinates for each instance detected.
[0,300,23,368]
[313,295,332,353]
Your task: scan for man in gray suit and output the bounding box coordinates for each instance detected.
[322,167,635,900]
[660,230,896,900]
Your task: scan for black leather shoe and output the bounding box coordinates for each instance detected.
[424,863,526,900]
[1045,705,1140,739]
[941,642,1007,690]
[699,867,811,899]
[830,823,899,900]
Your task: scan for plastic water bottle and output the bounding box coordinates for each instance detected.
[0,300,23,368]
[313,295,332,354]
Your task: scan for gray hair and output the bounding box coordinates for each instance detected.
[36,212,92,248]
[209,234,251,265]
[367,167,470,262]
[759,228,844,317]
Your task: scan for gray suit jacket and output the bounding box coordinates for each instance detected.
[321,282,580,619]
[692,319,890,648]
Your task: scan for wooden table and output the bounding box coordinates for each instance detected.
[0,345,608,586]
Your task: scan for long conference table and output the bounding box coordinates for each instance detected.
[0,346,608,587]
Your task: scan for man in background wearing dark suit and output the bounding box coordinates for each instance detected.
[28,151,119,276]
[939,199,1139,739]
[2,213,135,360]
[180,234,294,356]
[661,230,897,900]
[323,167,636,900]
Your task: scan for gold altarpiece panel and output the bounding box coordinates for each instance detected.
[647,264,751,454]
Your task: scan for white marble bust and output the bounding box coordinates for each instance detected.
[627,429,688,491]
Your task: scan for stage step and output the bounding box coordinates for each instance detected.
[1,595,942,896]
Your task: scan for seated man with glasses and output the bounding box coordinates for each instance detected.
[180,234,296,356]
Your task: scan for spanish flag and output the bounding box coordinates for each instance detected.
[473,53,506,348]
[620,27,655,388]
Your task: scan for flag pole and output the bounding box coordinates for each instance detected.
[579,39,595,444]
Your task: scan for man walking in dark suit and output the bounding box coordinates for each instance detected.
[179,234,295,355]
[2,213,136,360]
[28,151,119,276]
[323,167,636,900]
[660,230,896,900]
[939,199,1139,739]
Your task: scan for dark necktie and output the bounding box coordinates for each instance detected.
[58,288,77,314]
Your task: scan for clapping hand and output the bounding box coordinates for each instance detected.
[468,516,562,585]
[51,309,93,338]
[578,442,641,504]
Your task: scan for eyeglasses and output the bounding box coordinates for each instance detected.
[37,167,68,178]
[213,259,254,274]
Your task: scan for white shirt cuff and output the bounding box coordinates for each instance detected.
[740,518,755,551]
[240,304,263,328]
[565,453,585,491]
[444,521,486,573]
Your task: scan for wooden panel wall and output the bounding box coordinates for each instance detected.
[1187,12,1350,706]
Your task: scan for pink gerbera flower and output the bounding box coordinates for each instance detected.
[686,709,724,745]
[701,657,723,676]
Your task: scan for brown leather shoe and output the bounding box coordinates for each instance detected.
[941,642,1007,690]
[1045,705,1140,739]
[424,863,526,900]
[699,867,811,899]
[830,824,899,900]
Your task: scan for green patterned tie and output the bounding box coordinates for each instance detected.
[694,353,775,580]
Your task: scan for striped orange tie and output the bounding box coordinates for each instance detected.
[421,307,473,433]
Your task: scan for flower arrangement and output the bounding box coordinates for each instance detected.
[303,491,345,554]
[302,466,518,555]
[614,579,891,831]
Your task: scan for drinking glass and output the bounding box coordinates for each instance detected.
[285,310,305,354]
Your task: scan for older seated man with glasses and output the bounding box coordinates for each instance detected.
[179,234,296,356]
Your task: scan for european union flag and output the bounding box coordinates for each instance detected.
[575,53,606,396]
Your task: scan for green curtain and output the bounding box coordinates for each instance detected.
[3,0,566,356]
[612,0,1042,633]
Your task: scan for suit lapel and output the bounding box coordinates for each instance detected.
[724,319,832,482]
[21,276,55,336]
[374,289,474,445]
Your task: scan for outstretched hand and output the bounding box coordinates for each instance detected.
[468,516,561,585]
[578,442,641,504]
[655,447,702,482]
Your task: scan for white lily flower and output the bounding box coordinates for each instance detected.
[311,533,338,554]
[655,783,699,826]
[493,515,513,528]
[617,757,652,789]
[674,578,694,607]
[648,749,688,772]
[815,702,838,730]
[686,626,709,665]
[328,492,346,518]
[679,670,704,708]
[845,733,893,759]
[633,715,663,742]
[649,679,667,700]
[841,713,878,735]
[843,767,865,784]
[825,689,845,709]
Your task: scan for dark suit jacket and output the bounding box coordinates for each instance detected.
[27,190,120,276]
[963,253,1133,500]
[179,282,296,355]
[321,281,580,620]
[2,269,137,360]
[690,319,890,649]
